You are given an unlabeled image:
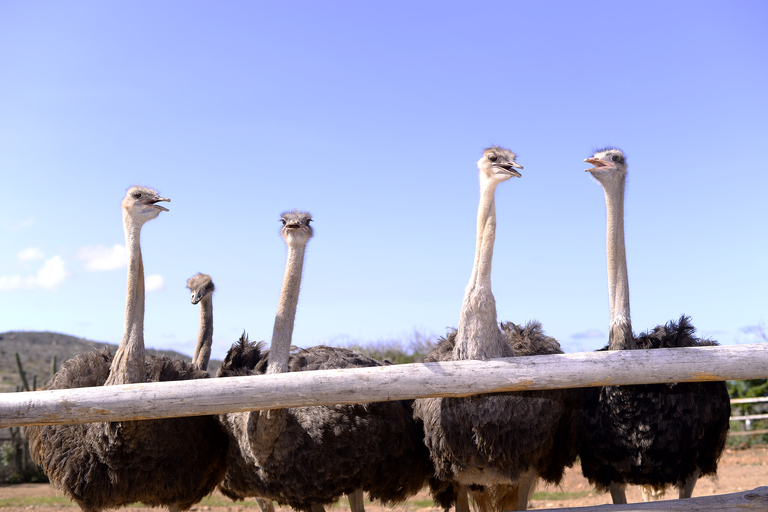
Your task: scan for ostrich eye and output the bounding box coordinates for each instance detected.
[132,192,142,199]
[281,219,287,226]
[488,154,497,162]
[611,155,621,162]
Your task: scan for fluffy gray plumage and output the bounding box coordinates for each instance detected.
[216,334,433,512]
[579,315,731,494]
[414,321,582,511]
[25,349,228,512]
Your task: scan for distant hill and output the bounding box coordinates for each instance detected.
[0,331,222,393]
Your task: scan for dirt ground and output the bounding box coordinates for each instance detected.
[1,445,766,511]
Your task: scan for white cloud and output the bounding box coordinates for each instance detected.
[36,256,68,289]
[0,255,68,291]
[77,244,127,271]
[17,247,45,261]
[145,274,165,292]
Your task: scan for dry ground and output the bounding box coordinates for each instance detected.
[1,446,766,511]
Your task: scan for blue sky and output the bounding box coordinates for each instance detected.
[1,1,766,361]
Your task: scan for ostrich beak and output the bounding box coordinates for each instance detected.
[497,162,523,178]
[583,158,606,172]
[149,197,171,212]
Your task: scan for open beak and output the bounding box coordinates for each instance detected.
[583,158,608,173]
[148,196,171,212]
[497,162,523,178]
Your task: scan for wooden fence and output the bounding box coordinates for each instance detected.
[1,343,767,511]
[0,343,766,428]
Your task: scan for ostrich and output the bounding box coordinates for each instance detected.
[26,186,228,512]
[413,147,581,512]
[187,272,215,371]
[579,148,731,503]
[217,210,431,512]
[185,272,278,512]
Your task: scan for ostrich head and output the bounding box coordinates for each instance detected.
[280,210,313,247]
[477,146,523,183]
[187,273,215,305]
[584,148,627,185]
[121,186,170,225]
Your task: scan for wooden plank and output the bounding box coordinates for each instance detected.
[1,344,766,428]
[542,486,768,511]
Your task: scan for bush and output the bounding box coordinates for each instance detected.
[342,331,439,364]
[0,433,48,484]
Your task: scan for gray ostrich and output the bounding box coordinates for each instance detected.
[185,271,278,512]
[25,186,228,512]
[413,147,580,512]
[579,148,731,503]
[187,272,215,371]
[216,210,431,512]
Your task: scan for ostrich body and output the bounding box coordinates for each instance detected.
[26,187,228,512]
[579,148,731,503]
[413,148,580,512]
[187,272,215,371]
[217,211,431,512]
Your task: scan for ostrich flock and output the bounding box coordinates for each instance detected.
[24,147,731,512]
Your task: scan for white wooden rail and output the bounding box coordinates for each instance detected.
[731,413,768,421]
[731,397,768,405]
[1,344,766,428]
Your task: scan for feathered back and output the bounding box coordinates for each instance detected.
[46,348,113,389]
[422,320,564,364]
[635,315,716,349]
[288,345,384,371]
[501,320,564,356]
[217,333,268,377]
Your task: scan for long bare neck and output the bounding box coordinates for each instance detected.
[192,296,213,371]
[249,240,306,461]
[453,176,511,360]
[106,213,147,385]
[266,242,306,374]
[603,178,634,350]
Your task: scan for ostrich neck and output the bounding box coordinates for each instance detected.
[266,242,306,374]
[192,296,213,371]
[453,177,511,360]
[249,240,307,462]
[105,215,147,386]
[603,179,634,350]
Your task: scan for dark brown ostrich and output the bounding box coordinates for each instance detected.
[579,148,731,503]
[216,210,432,512]
[25,186,228,512]
[412,147,581,512]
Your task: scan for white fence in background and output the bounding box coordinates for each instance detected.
[730,396,768,437]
